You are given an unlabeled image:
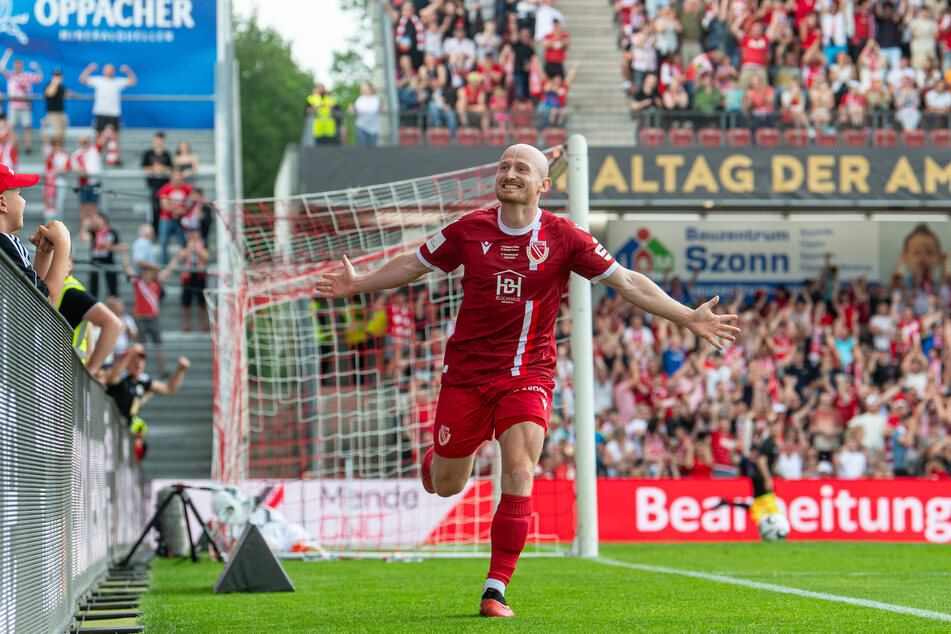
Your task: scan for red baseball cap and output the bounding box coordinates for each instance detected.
[0,163,39,193]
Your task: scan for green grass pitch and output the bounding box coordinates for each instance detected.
[140,542,951,632]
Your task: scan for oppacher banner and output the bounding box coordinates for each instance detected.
[0,0,215,127]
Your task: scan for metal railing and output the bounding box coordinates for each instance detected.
[0,250,146,634]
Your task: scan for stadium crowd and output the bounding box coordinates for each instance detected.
[617,0,951,134]
[373,0,579,141]
[367,230,951,482]
[368,0,951,143]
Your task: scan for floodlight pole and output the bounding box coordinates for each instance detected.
[567,135,598,559]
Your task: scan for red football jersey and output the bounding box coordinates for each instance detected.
[132,277,162,318]
[416,207,619,386]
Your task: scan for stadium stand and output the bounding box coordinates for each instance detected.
[9,125,217,481]
[379,0,951,148]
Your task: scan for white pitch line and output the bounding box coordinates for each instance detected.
[709,571,951,578]
[595,558,951,623]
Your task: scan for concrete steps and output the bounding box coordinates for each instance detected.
[556,0,633,145]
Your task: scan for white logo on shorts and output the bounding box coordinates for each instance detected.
[438,425,451,446]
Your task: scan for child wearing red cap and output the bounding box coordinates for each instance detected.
[0,161,70,306]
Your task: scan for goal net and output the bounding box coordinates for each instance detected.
[210,145,585,556]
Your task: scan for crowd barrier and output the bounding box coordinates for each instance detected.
[0,252,146,634]
[149,476,951,551]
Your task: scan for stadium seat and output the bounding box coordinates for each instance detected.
[901,129,926,147]
[512,126,539,145]
[484,128,508,147]
[842,129,868,147]
[783,128,809,147]
[815,131,838,146]
[456,128,482,147]
[638,127,666,146]
[510,101,536,128]
[874,128,897,147]
[697,128,722,146]
[930,129,951,147]
[754,128,780,147]
[726,128,751,146]
[541,127,568,148]
[425,127,451,147]
[668,128,694,146]
[398,127,421,146]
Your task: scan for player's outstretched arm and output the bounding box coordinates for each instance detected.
[602,266,740,350]
[314,252,430,299]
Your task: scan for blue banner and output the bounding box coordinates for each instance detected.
[0,0,215,128]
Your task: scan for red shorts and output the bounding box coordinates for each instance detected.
[432,376,554,458]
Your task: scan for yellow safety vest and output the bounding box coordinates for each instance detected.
[307,94,337,138]
[343,303,368,346]
[310,298,332,343]
[57,275,89,361]
[130,415,148,436]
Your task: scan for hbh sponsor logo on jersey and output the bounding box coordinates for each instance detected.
[494,270,524,303]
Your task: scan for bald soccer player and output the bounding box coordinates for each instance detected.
[315,144,740,617]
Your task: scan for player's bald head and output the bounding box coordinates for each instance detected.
[500,144,549,179]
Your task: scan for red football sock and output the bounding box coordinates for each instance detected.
[487,493,532,586]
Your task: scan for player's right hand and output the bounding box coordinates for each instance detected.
[314,255,358,299]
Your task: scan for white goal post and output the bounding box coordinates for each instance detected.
[567,134,599,559]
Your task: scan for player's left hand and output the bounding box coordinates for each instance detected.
[685,295,740,350]
[314,255,359,299]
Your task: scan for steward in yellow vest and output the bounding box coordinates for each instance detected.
[306,84,342,145]
[55,263,123,375]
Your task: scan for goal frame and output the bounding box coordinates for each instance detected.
[213,136,599,557]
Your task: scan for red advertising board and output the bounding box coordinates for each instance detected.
[531,479,951,544]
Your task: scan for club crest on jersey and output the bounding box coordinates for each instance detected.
[438,425,451,446]
[527,240,549,265]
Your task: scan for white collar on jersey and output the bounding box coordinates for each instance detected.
[496,206,542,236]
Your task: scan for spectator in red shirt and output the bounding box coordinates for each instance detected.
[179,229,209,332]
[1,50,42,154]
[120,245,183,378]
[541,19,569,79]
[732,20,772,90]
[156,169,192,266]
[850,0,875,61]
[743,74,776,129]
[711,416,737,476]
[838,81,867,127]
[795,0,818,28]
[455,71,490,133]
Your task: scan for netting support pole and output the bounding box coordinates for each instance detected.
[567,134,598,559]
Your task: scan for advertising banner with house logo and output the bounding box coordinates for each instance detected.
[605,219,880,297]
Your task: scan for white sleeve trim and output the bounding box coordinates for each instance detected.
[589,260,620,285]
[416,249,447,275]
